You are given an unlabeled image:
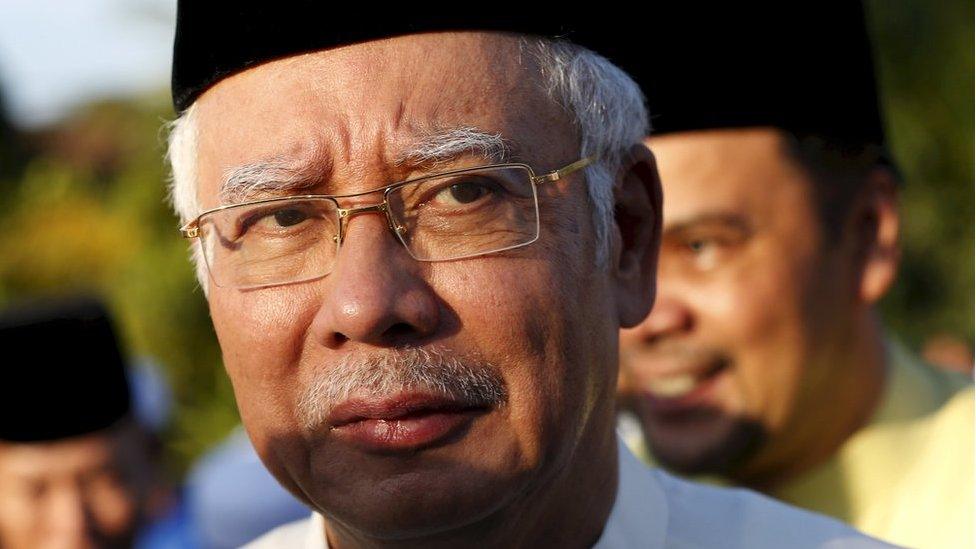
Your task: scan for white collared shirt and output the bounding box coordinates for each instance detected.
[245,439,895,548]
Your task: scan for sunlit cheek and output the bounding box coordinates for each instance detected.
[431,254,581,450]
[211,286,317,374]
[0,488,42,541]
[85,476,136,533]
[716,275,810,426]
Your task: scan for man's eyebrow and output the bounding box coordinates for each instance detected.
[219,129,516,204]
[218,158,322,205]
[396,127,520,168]
[664,212,754,236]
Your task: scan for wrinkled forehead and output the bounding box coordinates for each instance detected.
[648,128,814,225]
[194,32,578,202]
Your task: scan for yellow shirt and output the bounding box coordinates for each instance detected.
[623,342,974,549]
[772,343,973,549]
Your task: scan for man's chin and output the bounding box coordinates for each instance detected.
[643,412,767,477]
[308,459,523,542]
[299,417,532,541]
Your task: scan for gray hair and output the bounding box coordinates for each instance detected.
[165,37,649,288]
[296,346,506,432]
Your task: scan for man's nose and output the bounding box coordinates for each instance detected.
[627,293,694,345]
[46,487,93,547]
[310,211,440,348]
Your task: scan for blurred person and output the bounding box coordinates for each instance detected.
[186,427,308,548]
[0,297,162,549]
[128,357,198,549]
[618,4,974,549]
[164,5,892,548]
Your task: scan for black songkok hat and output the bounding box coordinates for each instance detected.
[0,297,131,442]
[642,2,886,147]
[171,5,656,113]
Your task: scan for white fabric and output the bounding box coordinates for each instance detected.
[245,439,895,548]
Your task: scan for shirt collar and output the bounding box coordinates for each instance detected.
[307,513,328,549]
[593,438,669,548]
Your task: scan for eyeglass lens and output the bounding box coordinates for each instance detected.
[196,166,539,288]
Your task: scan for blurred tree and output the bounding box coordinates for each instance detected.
[867,0,974,349]
[0,81,29,206]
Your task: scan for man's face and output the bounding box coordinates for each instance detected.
[195,33,629,539]
[0,427,147,549]
[619,128,854,475]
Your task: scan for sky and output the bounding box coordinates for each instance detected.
[0,0,175,128]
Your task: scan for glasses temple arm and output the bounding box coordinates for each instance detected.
[532,156,595,184]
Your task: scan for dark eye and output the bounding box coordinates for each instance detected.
[450,183,488,203]
[273,208,309,227]
[681,236,726,270]
[687,238,711,253]
[432,178,497,206]
[236,203,317,237]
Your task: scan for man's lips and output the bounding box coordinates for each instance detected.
[634,358,731,414]
[327,392,486,427]
[327,392,490,452]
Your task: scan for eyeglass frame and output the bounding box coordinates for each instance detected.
[179,156,594,287]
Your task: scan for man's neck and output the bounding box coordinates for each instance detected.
[734,314,889,492]
[323,425,620,549]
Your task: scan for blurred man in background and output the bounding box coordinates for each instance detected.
[618,4,974,549]
[0,297,170,549]
[185,426,308,548]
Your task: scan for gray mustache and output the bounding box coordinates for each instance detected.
[297,347,508,430]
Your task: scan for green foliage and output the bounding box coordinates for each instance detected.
[867,0,975,346]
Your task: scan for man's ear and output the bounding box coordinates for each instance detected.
[613,143,663,328]
[849,167,900,304]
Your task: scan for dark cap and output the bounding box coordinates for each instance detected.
[642,2,886,147]
[0,296,131,442]
[171,5,657,113]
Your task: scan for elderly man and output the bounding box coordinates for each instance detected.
[618,5,973,549]
[0,298,161,549]
[166,6,891,548]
